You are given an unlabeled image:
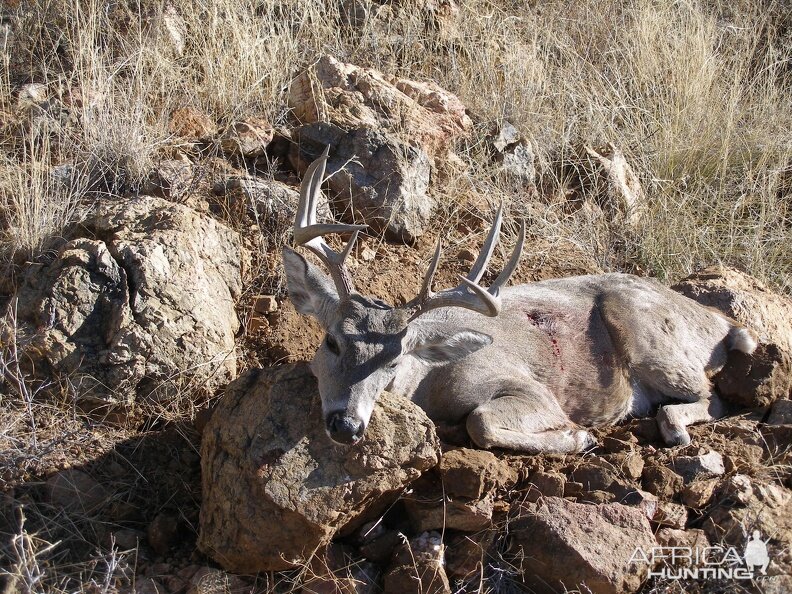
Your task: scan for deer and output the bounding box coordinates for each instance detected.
[282,147,758,453]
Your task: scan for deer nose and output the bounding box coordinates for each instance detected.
[326,412,364,444]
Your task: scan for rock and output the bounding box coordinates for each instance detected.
[290,125,433,243]
[488,123,536,188]
[569,461,618,492]
[670,450,725,483]
[617,488,659,521]
[198,364,440,572]
[680,479,718,509]
[186,568,247,594]
[673,266,792,406]
[288,55,470,163]
[253,295,278,314]
[524,470,565,502]
[717,474,754,506]
[438,448,516,499]
[445,531,495,580]
[6,197,241,416]
[602,433,638,453]
[703,480,792,576]
[584,144,646,227]
[509,497,656,594]
[142,158,196,200]
[578,490,615,504]
[219,117,273,157]
[656,528,709,552]
[768,399,792,425]
[384,532,449,594]
[651,501,688,529]
[608,452,644,480]
[212,175,323,241]
[168,106,217,141]
[148,4,185,55]
[147,513,180,556]
[404,494,493,532]
[46,469,109,514]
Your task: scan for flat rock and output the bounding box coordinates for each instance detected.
[509,497,656,594]
[641,465,683,499]
[525,470,565,502]
[438,448,516,499]
[670,450,725,483]
[680,479,719,509]
[198,364,440,572]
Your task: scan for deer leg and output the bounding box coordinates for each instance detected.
[656,394,727,446]
[466,391,596,454]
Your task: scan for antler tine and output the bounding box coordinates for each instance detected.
[465,203,504,284]
[293,146,367,298]
[406,237,442,308]
[407,207,522,321]
[490,219,525,296]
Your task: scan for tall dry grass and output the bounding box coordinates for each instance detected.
[1,0,789,288]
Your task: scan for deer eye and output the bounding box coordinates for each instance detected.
[325,334,340,355]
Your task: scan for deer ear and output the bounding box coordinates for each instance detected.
[282,247,339,326]
[407,329,492,364]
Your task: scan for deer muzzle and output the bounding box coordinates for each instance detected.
[326,411,365,445]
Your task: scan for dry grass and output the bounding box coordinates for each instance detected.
[1,0,789,286]
[0,0,790,591]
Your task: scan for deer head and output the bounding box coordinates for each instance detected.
[283,147,524,444]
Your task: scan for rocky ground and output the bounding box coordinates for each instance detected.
[1,2,791,593]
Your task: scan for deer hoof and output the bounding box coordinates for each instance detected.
[656,408,692,447]
[575,430,598,452]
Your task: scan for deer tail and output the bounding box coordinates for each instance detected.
[728,324,758,354]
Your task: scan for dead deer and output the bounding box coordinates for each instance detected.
[282,148,757,453]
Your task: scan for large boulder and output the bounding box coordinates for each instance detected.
[673,267,792,406]
[5,196,242,416]
[509,497,656,594]
[198,364,440,572]
[288,55,471,164]
[290,124,432,243]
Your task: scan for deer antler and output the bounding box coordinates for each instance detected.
[407,204,525,321]
[294,146,367,299]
